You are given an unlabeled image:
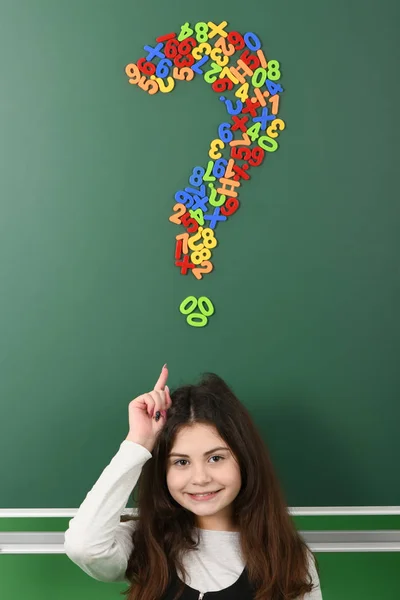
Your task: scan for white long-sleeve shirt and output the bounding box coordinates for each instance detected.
[64,440,322,598]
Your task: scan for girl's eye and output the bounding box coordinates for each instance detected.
[210,455,224,463]
[173,456,225,466]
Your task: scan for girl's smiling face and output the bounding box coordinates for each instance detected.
[166,423,242,531]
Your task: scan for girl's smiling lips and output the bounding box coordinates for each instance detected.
[186,489,223,501]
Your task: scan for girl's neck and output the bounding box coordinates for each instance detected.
[196,525,239,532]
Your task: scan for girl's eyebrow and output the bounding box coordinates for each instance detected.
[168,446,230,458]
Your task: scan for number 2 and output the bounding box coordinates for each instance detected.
[169,203,186,224]
[192,260,213,279]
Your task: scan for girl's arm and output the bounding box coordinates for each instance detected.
[64,440,152,582]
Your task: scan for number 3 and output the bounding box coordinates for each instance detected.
[209,139,225,159]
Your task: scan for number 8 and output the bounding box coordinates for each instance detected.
[195,22,209,43]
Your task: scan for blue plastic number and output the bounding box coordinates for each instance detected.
[218,123,233,143]
[175,190,194,208]
[213,158,227,178]
[266,80,284,95]
[253,107,275,130]
[185,185,206,198]
[156,58,173,78]
[192,54,210,74]
[191,194,208,212]
[243,32,261,52]
[189,167,205,187]
[203,206,227,229]
[219,97,243,115]
[144,43,165,61]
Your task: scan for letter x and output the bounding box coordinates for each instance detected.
[207,21,228,38]
[231,115,249,132]
[144,43,165,61]
[191,195,208,212]
[204,207,227,229]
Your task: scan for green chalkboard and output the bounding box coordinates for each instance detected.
[2,553,400,600]
[0,0,399,508]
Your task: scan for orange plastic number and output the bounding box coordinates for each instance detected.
[169,203,186,224]
[192,261,213,280]
[125,63,141,84]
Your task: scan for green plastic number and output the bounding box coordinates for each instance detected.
[178,22,194,42]
[258,135,279,152]
[247,122,261,141]
[180,296,197,315]
[252,67,267,88]
[204,62,222,84]
[198,296,214,317]
[179,296,215,327]
[267,60,281,81]
[208,183,226,207]
[203,160,216,182]
[194,22,209,43]
[190,209,205,225]
[187,313,208,327]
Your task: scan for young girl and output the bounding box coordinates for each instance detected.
[64,366,322,600]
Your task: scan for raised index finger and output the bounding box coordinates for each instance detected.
[154,364,168,391]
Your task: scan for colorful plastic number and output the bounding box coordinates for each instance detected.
[178,22,194,41]
[126,22,286,328]
[179,295,215,327]
[180,296,197,314]
[209,139,225,159]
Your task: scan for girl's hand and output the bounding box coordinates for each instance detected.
[125,365,172,453]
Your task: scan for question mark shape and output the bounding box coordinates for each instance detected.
[125,22,285,327]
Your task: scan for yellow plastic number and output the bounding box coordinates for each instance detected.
[266,119,286,138]
[209,139,225,159]
[210,47,229,67]
[192,42,211,60]
[188,228,204,251]
[191,248,212,265]
[151,76,175,93]
[202,228,217,249]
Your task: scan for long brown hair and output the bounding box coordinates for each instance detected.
[121,373,318,600]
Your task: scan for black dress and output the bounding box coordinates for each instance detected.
[160,566,256,599]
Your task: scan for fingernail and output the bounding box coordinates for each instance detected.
[165,384,169,393]
[163,363,167,369]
